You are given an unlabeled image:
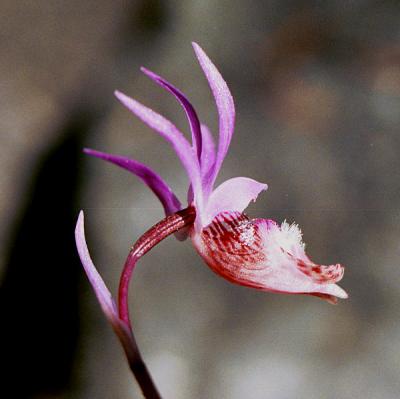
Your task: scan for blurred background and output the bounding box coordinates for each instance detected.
[1,1,400,398]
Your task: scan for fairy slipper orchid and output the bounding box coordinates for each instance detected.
[80,42,347,303]
[75,41,347,398]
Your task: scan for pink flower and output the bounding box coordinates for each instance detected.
[75,42,347,396]
[79,43,347,305]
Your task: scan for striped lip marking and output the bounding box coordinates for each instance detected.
[201,212,266,274]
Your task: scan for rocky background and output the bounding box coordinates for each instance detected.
[1,1,400,398]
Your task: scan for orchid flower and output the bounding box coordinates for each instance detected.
[75,43,347,398]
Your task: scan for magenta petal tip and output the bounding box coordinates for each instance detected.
[140,66,156,79]
[114,89,127,103]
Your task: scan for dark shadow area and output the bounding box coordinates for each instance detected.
[129,0,168,36]
[0,114,93,398]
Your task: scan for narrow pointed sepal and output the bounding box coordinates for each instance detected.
[74,211,139,360]
[141,66,203,161]
[114,89,204,213]
[83,148,181,216]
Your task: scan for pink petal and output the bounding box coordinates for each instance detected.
[75,212,139,361]
[203,177,267,227]
[200,124,216,192]
[84,148,181,216]
[115,90,204,211]
[187,123,217,205]
[191,212,347,303]
[141,67,202,161]
[139,69,218,207]
[192,43,235,191]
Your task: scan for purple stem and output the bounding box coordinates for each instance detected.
[117,206,196,398]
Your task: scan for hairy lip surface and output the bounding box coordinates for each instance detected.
[192,211,346,303]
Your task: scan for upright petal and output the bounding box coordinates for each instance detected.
[84,148,181,216]
[140,67,202,161]
[200,123,216,194]
[203,177,267,227]
[192,42,235,189]
[115,90,204,212]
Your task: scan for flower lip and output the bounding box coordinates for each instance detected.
[192,210,347,303]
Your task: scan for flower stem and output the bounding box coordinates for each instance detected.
[128,349,161,399]
[118,205,196,398]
